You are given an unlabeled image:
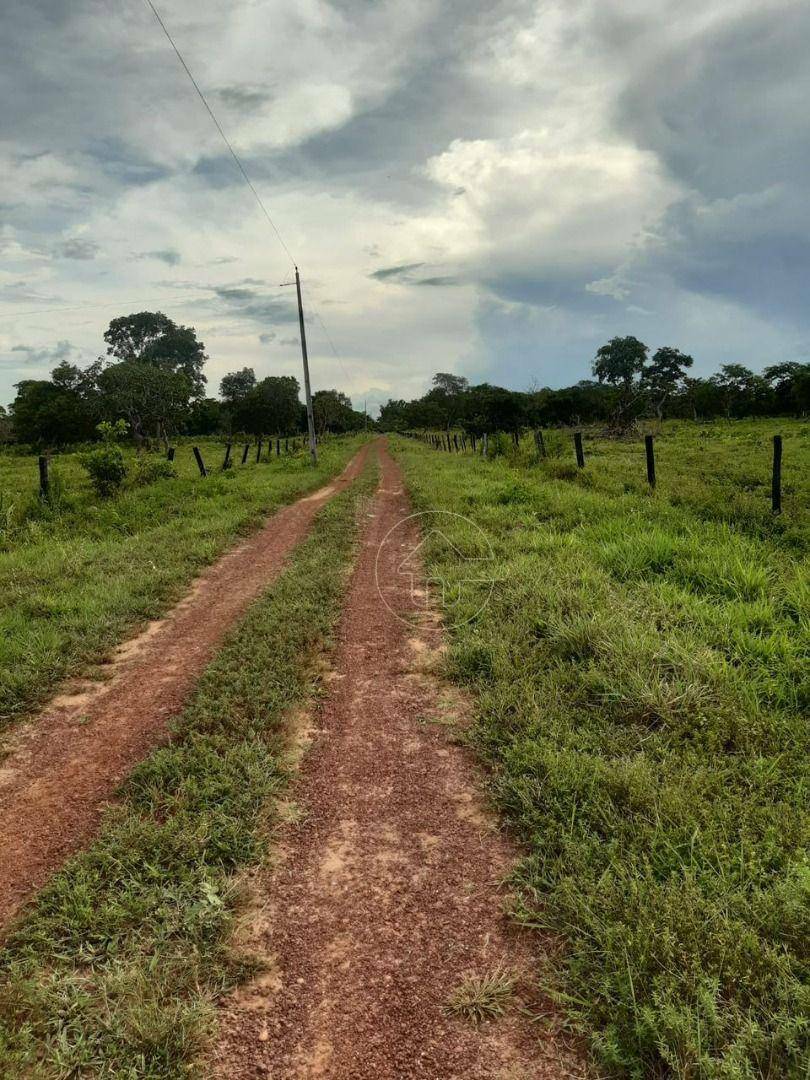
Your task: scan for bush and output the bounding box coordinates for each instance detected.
[131,454,177,486]
[81,444,127,497]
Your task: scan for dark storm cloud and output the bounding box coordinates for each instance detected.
[57,238,99,260]
[370,263,425,282]
[212,285,297,325]
[9,340,74,366]
[133,249,182,266]
[217,85,273,110]
[606,3,810,325]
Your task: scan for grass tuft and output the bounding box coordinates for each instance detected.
[446,969,516,1024]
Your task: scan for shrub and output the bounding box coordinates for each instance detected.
[131,455,177,486]
[81,444,127,497]
[80,420,128,498]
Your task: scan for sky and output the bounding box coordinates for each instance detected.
[2,0,809,413]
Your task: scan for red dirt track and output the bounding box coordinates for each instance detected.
[213,443,581,1079]
[0,444,370,931]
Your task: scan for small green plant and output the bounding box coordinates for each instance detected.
[446,969,516,1023]
[80,420,128,497]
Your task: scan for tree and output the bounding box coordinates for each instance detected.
[312,389,365,434]
[763,362,810,416]
[593,336,648,428]
[220,367,257,404]
[10,371,98,446]
[232,376,301,435]
[643,347,694,420]
[97,361,191,447]
[711,364,771,418]
[679,377,724,420]
[187,397,225,436]
[461,384,525,435]
[432,373,469,396]
[104,312,207,398]
[378,399,410,432]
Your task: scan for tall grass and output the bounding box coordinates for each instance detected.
[393,429,809,1079]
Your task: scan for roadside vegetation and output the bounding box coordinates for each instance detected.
[0,434,367,727]
[0,456,376,1076]
[393,423,808,1078]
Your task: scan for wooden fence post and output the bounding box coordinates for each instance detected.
[772,435,782,514]
[483,433,488,458]
[256,439,263,463]
[453,434,459,452]
[193,446,207,477]
[167,446,175,462]
[534,429,546,458]
[645,434,656,488]
[241,443,250,464]
[471,434,476,453]
[276,438,281,456]
[574,432,585,468]
[38,455,49,499]
[285,438,289,454]
[222,443,232,470]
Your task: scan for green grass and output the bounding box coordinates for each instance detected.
[438,419,808,551]
[0,435,367,727]
[0,453,377,1077]
[392,426,809,1079]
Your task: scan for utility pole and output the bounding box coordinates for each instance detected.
[295,267,317,466]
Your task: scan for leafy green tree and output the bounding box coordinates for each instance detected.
[187,397,225,436]
[679,377,724,420]
[97,361,191,448]
[10,376,97,446]
[711,364,771,418]
[219,367,257,404]
[312,389,350,435]
[378,399,411,432]
[104,312,207,398]
[461,383,525,435]
[593,336,649,428]
[763,362,810,415]
[233,376,301,435]
[643,347,694,419]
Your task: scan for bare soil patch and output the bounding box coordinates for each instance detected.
[0,445,370,930]
[213,443,583,1079]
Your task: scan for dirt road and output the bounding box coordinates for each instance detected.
[213,443,580,1079]
[0,444,370,930]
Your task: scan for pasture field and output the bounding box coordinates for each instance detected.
[0,435,368,727]
[0,458,378,1075]
[393,419,808,1078]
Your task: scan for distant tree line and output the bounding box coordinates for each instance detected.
[380,339,810,434]
[5,311,368,447]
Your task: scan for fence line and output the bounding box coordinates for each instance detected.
[22,435,324,502]
[405,428,786,515]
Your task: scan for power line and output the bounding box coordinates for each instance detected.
[142,0,296,268]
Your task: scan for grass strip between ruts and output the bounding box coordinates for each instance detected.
[0,454,378,1078]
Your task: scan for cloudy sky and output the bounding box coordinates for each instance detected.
[2,0,809,411]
